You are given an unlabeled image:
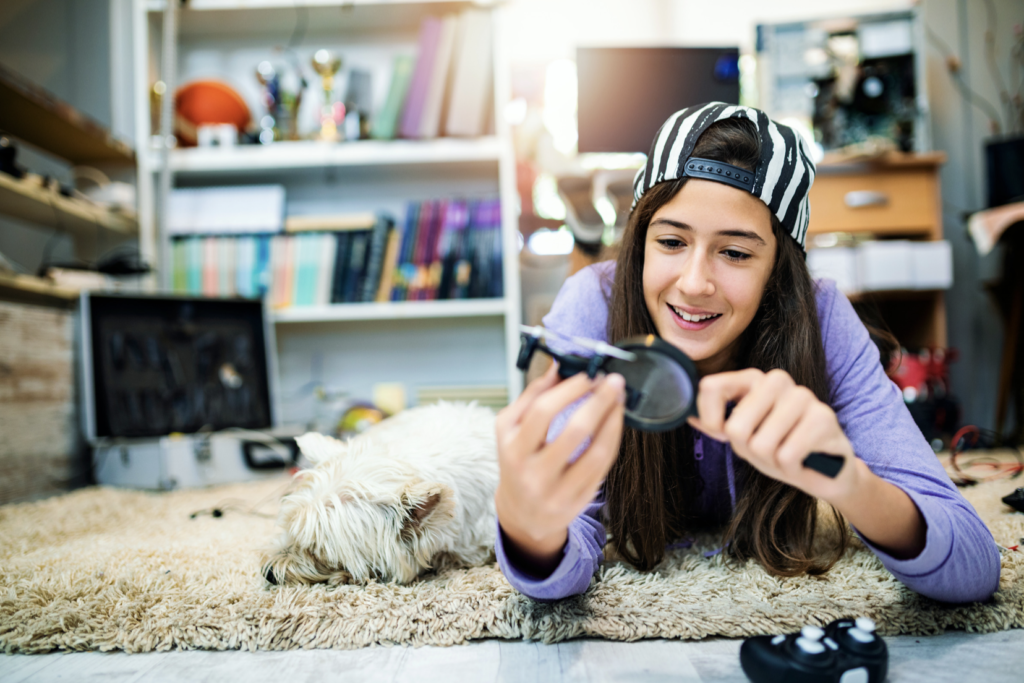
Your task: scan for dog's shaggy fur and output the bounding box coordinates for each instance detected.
[262,402,498,585]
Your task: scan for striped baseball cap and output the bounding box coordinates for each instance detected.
[632,102,817,250]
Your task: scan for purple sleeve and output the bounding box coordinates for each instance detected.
[494,263,614,600]
[818,279,1000,603]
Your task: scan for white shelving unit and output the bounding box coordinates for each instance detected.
[132,0,522,422]
[273,298,506,323]
[166,137,503,174]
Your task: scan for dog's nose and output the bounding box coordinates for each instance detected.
[262,565,279,585]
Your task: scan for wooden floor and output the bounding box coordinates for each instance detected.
[3,630,1023,682]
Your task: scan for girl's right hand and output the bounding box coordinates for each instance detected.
[494,362,626,573]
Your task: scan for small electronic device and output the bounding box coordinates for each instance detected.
[517,325,846,478]
[1003,487,1024,513]
[79,292,295,490]
[740,617,888,683]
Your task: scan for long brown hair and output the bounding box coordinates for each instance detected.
[605,118,849,576]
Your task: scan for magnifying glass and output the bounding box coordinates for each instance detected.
[517,326,845,478]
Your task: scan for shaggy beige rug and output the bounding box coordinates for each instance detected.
[1,476,1022,653]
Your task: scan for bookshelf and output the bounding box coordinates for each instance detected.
[273,298,506,323]
[165,137,503,174]
[0,172,137,238]
[0,64,138,306]
[133,0,522,423]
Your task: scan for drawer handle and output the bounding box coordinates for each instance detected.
[845,190,889,208]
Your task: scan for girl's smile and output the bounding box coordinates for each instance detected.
[642,178,777,375]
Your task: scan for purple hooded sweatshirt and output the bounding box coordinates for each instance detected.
[495,261,1000,604]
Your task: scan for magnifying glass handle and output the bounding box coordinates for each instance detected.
[803,452,845,478]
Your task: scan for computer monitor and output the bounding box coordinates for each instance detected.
[576,47,741,154]
[79,292,279,442]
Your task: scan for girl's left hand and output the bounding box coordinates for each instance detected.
[687,368,864,505]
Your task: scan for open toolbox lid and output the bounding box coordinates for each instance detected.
[79,292,279,442]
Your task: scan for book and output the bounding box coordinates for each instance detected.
[410,201,437,300]
[399,17,444,139]
[437,200,469,299]
[171,239,187,292]
[343,230,371,303]
[187,238,203,294]
[371,55,415,140]
[392,202,421,301]
[330,231,353,304]
[419,15,458,138]
[375,225,403,302]
[293,233,318,307]
[167,185,285,235]
[424,200,449,299]
[361,214,394,302]
[281,235,297,306]
[285,213,378,232]
[445,9,493,137]
[235,236,253,298]
[315,233,338,306]
[254,236,271,298]
[269,235,292,309]
[202,238,218,296]
[219,236,236,297]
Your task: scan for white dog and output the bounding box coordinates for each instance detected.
[262,402,498,585]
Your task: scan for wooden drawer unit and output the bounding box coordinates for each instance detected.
[807,152,945,239]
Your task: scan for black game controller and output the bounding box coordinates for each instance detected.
[740,617,888,683]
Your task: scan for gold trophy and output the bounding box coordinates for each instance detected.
[311,49,344,141]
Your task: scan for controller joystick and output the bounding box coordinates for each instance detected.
[740,616,888,683]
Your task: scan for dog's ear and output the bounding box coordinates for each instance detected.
[295,432,347,466]
[401,481,455,537]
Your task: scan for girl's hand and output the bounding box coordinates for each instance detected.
[494,362,626,572]
[687,368,863,505]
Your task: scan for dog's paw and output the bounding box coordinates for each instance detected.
[327,570,354,586]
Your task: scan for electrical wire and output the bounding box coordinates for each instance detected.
[189,478,297,521]
[948,425,1024,485]
[925,23,1005,134]
[982,0,1015,132]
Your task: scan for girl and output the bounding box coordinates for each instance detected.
[493,103,1000,604]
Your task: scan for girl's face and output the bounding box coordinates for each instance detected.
[643,179,777,375]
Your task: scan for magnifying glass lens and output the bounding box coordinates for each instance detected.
[603,337,699,432]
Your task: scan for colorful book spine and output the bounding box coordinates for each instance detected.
[330,231,353,304]
[361,214,393,302]
[399,17,444,139]
[187,238,203,294]
[163,200,497,308]
[371,55,415,140]
[202,238,219,296]
[254,236,271,298]
[392,203,421,301]
[219,236,236,297]
[293,233,318,307]
[343,230,371,303]
[315,233,337,306]
[171,239,187,292]
[375,225,403,303]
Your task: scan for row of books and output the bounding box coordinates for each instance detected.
[168,198,504,307]
[372,9,493,140]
